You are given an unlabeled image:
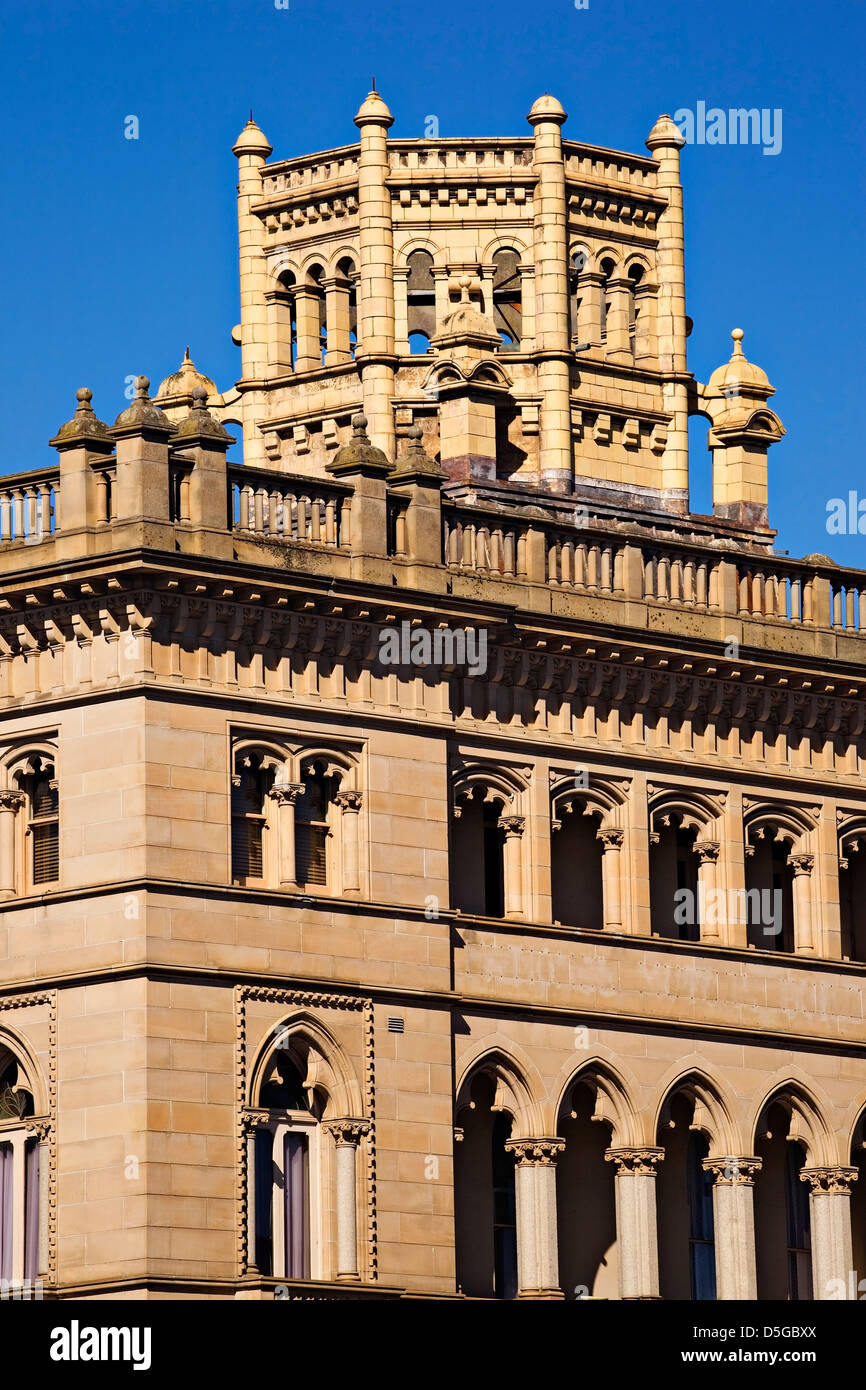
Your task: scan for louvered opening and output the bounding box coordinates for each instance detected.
[32,821,59,884]
[232,817,264,881]
[295,823,327,886]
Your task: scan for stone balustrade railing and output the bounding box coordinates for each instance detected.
[228,466,350,548]
[0,468,59,544]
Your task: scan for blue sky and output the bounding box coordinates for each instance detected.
[0,0,862,562]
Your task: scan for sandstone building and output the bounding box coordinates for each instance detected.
[1,90,865,1301]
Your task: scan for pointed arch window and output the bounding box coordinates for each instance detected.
[295,762,336,888]
[25,762,58,887]
[252,1053,316,1281]
[231,754,275,883]
[0,1052,41,1288]
[491,249,522,350]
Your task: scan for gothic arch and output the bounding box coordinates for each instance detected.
[743,803,816,851]
[752,1078,834,1166]
[550,772,628,830]
[553,1057,639,1147]
[451,760,528,817]
[648,787,724,837]
[295,744,360,790]
[0,1027,48,1118]
[1,741,58,792]
[654,1067,737,1157]
[247,1012,363,1120]
[455,1040,544,1136]
[232,738,290,777]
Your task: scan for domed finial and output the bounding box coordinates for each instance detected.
[527,93,567,127]
[409,422,423,444]
[191,384,208,408]
[731,328,745,356]
[352,412,368,435]
[135,376,150,398]
[76,387,93,407]
[459,276,472,304]
[354,89,393,128]
[646,113,686,151]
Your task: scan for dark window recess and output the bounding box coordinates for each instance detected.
[482,801,505,918]
[32,822,59,885]
[231,818,263,880]
[492,249,522,348]
[254,1128,274,1276]
[295,824,327,886]
[687,1131,717,1300]
[491,1112,518,1300]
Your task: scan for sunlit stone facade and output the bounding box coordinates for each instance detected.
[0,91,864,1301]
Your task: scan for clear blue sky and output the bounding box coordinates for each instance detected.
[1,0,863,563]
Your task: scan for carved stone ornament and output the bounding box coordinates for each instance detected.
[799,1166,858,1195]
[604,1146,665,1175]
[504,1137,565,1166]
[322,1118,371,1148]
[701,1156,762,1185]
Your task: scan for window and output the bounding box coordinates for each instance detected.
[491,249,522,350]
[252,1053,316,1281]
[454,1072,517,1299]
[687,1131,716,1300]
[628,264,644,357]
[785,1141,812,1300]
[295,764,335,888]
[231,755,273,883]
[745,831,795,952]
[451,789,506,918]
[600,258,615,344]
[650,813,699,941]
[26,763,58,886]
[407,251,435,351]
[551,803,604,929]
[0,1053,41,1288]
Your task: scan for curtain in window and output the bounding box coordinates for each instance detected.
[0,1142,12,1283]
[24,1141,39,1281]
[283,1132,310,1279]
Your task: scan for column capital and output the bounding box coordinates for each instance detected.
[498,814,525,839]
[0,790,25,812]
[505,1136,565,1166]
[799,1166,858,1195]
[702,1155,762,1185]
[597,827,624,851]
[605,1146,665,1176]
[789,853,814,877]
[694,839,721,864]
[334,789,363,813]
[269,782,304,806]
[323,1118,371,1148]
[240,1108,272,1134]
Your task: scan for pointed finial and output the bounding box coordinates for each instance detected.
[371,77,376,91]
[249,108,253,122]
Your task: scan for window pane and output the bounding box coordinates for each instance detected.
[24,1140,39,1282]
[0,1143,12,1283]
[295,825,327,886]
[32,822,59,884]
[284,1132,310,1279]
[254,1129,274,1276]
[232,819,263,880]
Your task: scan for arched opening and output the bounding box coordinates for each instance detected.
[0,1048,40,1285]
[840,837,866,962]
[627,264,644,358]
[253,1049,315,1280]
[568,249,588,342]
[407,251,435,350]
[295,761,336,888]
[651,813,699,941]
[450,788,505,918]
[336,255,358,361]
[454,1071,518,1299]
[688,412,714,518]
[231,753,274,884]
[556,1079,618,1298]
[657,1092,716,1299]
[754,1101,812,1299]
[491,249,522,350]
[20,756,58,888]
[599,257,616,345]
[745,829,795,952]
[551,803,604,930]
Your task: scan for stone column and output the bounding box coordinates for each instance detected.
[702,1157,762,1300]
[505,1138,565,1298]
[324,1119,371,1282]
[605,276,633,363]
[294,287,322,373]
[598,828,624,930]
[605,1147,664,1299]
[432,267,451,336]
[354,90,397,458]
[0,790,24,898]
[517,263,536,350]
[499,814,526,918]
[266,287,295,373]
[393,266,410,354]
[580,270,605,349]
[801,1167,858,1300]
[242,1112,267,1274]
[633,280,658,362]
[233,118,273,468]
[323,277,352,365]
[695,839,721,943]
[790,853,815,954]
[270,783,304,887]
[645,114,688,496]
[527,95,573,492]
[335,790,363,892]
